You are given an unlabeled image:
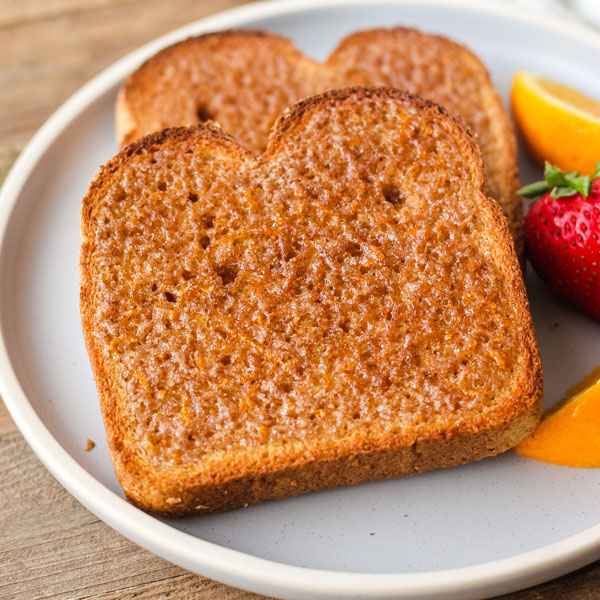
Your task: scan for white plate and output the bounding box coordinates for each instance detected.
[1,1,600,598]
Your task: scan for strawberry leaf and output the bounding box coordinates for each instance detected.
[519,162,596,199]
[551,186,578,198]
[564,172,591,197]
[518,181,551,198]
[545,162,568,187]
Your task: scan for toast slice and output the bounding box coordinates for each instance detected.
[117,28,524,257]
[82,87,542,516]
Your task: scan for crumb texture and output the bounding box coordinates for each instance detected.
[84,89,541,514]
[119,29,522,252]
[85,89,539,486]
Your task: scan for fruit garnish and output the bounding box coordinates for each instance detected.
[515,367,600,467]
[511,71,600,175]
[519,162,600,319]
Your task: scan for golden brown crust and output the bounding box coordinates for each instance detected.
[85,87,542,516]
[126,400,541,518]
[116,27,523,256]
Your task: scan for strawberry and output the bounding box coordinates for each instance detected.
[519,161,600,319]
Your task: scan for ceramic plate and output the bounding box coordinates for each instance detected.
[1,1,600,598]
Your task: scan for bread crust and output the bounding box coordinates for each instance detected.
[84,87,542,516]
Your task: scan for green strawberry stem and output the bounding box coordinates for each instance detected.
[518,161,600,199]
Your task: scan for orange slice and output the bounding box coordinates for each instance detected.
[511,71,600,176]
[515,367,600,467]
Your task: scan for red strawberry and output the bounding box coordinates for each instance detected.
[519,162,600,319]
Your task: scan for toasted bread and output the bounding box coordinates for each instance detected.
[117,28,523,257]
[83,87,542,516]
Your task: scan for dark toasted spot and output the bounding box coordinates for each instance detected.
[216,264,238,286]
[382,184,405,206]
[196,105,213,122]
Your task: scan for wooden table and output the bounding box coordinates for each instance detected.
[1,1,599,598]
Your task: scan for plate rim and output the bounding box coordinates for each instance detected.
[1,0,600,598]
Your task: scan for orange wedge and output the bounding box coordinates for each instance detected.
[515,367,600,467]
[511,71,600,176]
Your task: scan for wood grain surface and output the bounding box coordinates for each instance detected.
[0,1,599,598]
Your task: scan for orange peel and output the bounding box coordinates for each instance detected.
[515,367,600,467]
